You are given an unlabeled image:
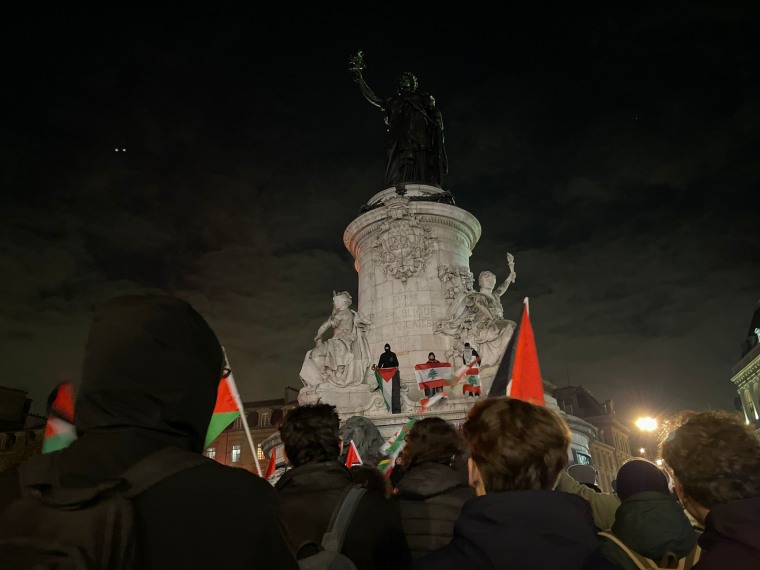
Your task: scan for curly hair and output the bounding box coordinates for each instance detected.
[280,404,340,468]
[400,417,468,470]
[462,397,570,492]
[661,410,760,508]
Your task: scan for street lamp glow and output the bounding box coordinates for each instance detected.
[636,417,658,431]
[656,459,663,466]
[639,448,646,454]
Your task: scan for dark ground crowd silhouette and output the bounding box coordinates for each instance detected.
[0,294,758,569]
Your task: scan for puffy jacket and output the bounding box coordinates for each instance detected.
[394,462,473,558]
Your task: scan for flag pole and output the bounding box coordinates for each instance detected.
[221,347,263,477]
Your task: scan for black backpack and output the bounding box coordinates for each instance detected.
[0,446,209,569]
[296,484,367,570]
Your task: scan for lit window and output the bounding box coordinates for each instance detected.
[257,445,264,460]
[260,412,270,427]
[231,444,241,463]
[205,447,216,460]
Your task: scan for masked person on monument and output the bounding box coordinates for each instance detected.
[350,51,448,188]
[377,343,399,369]
[275,403,411,570]
[0,294,298,569]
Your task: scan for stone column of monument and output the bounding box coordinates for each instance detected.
[340,186,482,425]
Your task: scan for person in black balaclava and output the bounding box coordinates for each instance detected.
[0,294,298,569]
[375,343,401,413]
[378,343,399,369]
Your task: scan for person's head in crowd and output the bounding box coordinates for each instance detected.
[567,464,602,493]
[351,464,392,497]
[615,458,670,502]
[270,408,284,431]
[75,293,224,452]
[462,397,570,496]
[428,352,436,361]
[401,417,468,471]
[279,404,341,468]
[661,410,760,525]
[385,343,391,352]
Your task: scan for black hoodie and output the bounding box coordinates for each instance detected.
[0,294,298,569]
[695,495,760,569]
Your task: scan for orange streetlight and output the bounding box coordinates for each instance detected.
[635,417,657,432]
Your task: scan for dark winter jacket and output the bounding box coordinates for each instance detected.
[694,495,760,569]
[0,295,299,569]
[591,491,698,570]
[275,461,411,570]
[413,490,598,569]
[394,462,473,558]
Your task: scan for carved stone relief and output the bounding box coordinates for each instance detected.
[373,196,435,283]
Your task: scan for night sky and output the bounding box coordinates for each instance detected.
[3,4,759,420]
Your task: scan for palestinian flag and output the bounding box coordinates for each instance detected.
[264,445,286,479]
[42,381,77,453]
[374,367,401,413]
[508,298,545,406]
[204,368,242,448]
[345,440,362,467]
[378,418,417,476]
[462,360,481,396]
[414,361,452,391]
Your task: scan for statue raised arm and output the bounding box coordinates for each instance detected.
[349,50,448,188]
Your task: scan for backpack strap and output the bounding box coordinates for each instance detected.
[321,484,367,554]
[121,446,211,498]
[678,543,701,570]
[598,531,657,570]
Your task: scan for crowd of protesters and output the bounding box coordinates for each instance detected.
[0,294,759,569]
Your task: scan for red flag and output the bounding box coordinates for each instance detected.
[265,447,278,479]
[508,298,545,406]
[42,381,77,453]
[345,440,362,467]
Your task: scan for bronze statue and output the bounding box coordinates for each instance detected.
[349,51,448,188]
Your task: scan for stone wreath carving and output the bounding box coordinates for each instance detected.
[373,196,435,283]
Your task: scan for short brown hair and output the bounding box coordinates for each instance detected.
[462,397,570,492]
[661,410,760,508]
[280,404,340,468]
[401,417,468,470]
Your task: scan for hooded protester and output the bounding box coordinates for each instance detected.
[377,343,399,369]
[587,458,699,570]
[0,294,298,569]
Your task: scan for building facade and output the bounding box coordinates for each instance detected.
[554,385,633,493]
[204,387,299,474]
[731,300,760,435]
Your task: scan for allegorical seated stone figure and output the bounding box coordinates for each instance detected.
[436,254,517,369]
[300,291,372,389]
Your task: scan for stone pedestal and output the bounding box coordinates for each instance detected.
[343,185,481,402]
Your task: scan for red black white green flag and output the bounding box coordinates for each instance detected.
[42,381,77,453]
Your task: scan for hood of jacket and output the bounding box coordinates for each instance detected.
[395,462,470,500]
[450,490,598,568]
[611,491,697,559]
[275,461,353,494]
[700,495,760,558]
[74,294,223,452]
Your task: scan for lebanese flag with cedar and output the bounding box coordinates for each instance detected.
[462,360,481,395]
[414,361,452,390]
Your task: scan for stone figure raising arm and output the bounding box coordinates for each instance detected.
[349,50,448,188]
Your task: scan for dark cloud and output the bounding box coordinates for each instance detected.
[2,3,758,419]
